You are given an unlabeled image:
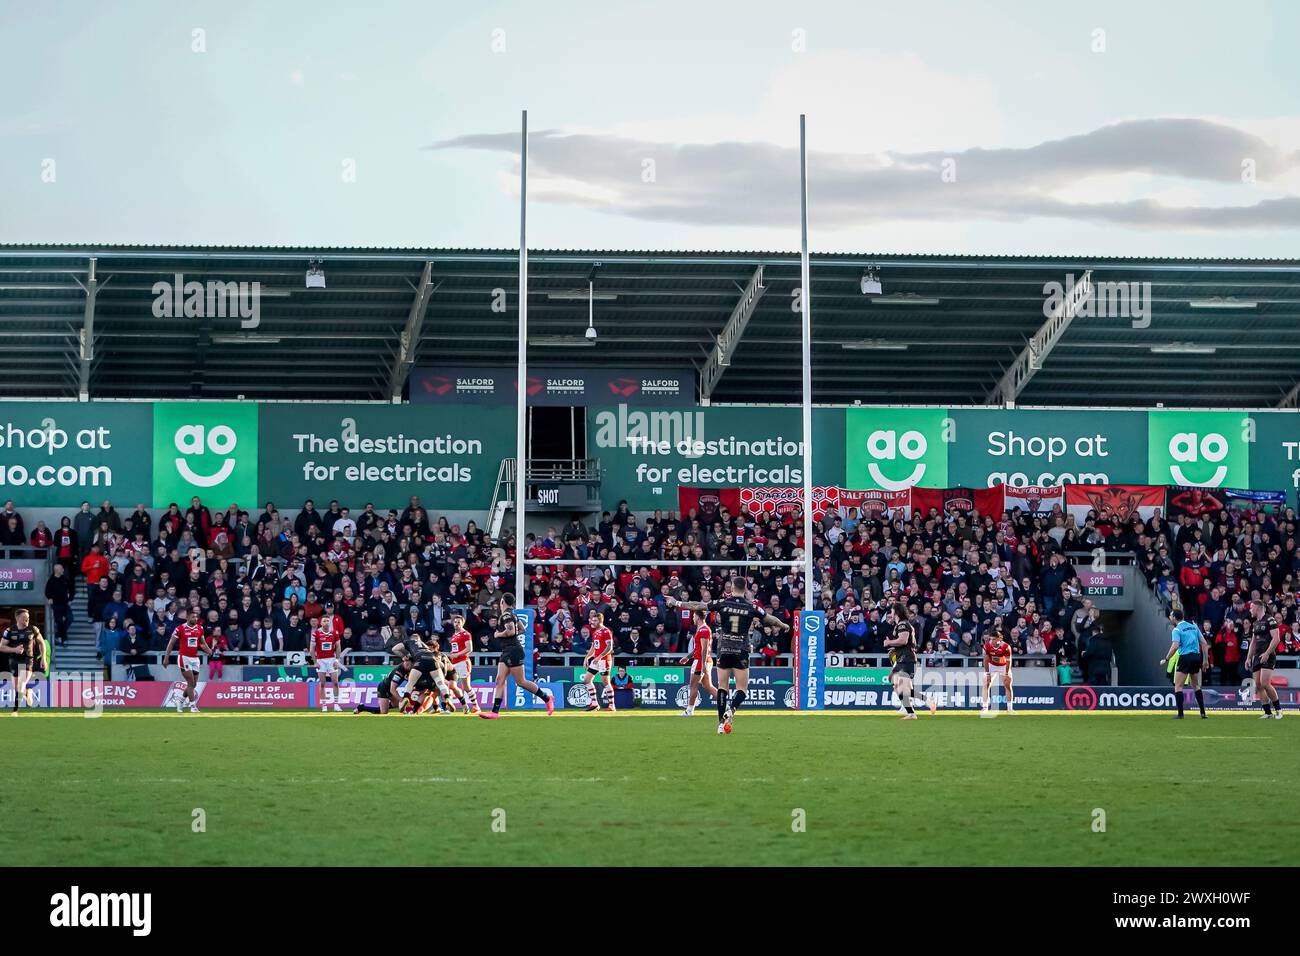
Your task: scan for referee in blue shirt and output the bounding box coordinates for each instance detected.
[1161,608,1211,719]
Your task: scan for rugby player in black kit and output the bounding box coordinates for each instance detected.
[480,601,554,718]
[670,577,791,735]
[882,610,921,720]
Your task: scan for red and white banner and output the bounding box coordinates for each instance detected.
[1065,484,1165,524]
[836,488,911,520]
[910,486,1006,517]
[739,486,838,520]
[1002,484,1065,516]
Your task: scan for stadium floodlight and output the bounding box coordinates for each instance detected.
[840,339,909,350]
[305,258,326,289]
[871,294,939,306]
[860,269,882,295]
[1187,297,1256,309]
[545,291,617,300]
[1150,342,1217,354]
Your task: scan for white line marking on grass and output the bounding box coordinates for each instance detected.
[1176,735,1268,740]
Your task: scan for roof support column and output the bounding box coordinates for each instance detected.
[986,269,1091,405]
[388,260,435,402]
[700,266,766,401]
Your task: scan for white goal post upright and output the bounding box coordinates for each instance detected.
[799,114,814,613]
[515,108,528,610]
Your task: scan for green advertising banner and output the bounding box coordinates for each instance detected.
[1147,410,1251,488]
[572,665,686,685]
[257,403,513,511]
[1249,410,1300,503]
[152,402,259,507]
[844,407,949,490]
[590,404,844,511]
[949,408,1148,488]
[825,667,892,685]
[0,402,152,506]
[3,401,1295,511]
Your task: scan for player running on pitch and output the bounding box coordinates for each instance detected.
[981,624,1015,715]
[679,607,716,717]
[1246,599,1285,719]
[670,577,790,735]
[1161,608,1210,719]
[883,612,921,720]
[162,608,211,713]
[446,613,481,715]
[311,609,344,712]
[581,609,616,712]
[0,608,42,714]
[480,607,555,719]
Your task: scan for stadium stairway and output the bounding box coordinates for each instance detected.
[51,578,104,675]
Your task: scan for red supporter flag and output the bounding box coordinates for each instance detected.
[738,486,837,520]
[910,486,1005,517]
[1064,483,1165,524]
[677,487,741,524]
[1002,484,1065,516]
[836,488,911,519]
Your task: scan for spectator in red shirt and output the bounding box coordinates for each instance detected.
[80,545,110,585]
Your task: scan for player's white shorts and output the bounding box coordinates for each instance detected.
[586,657,610,676]
[452,659,472,680]
[179,655,201,673]
[316,657,340,676]
[987,664,1008,677]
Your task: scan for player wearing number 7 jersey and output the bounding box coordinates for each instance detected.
[670,577,790,734]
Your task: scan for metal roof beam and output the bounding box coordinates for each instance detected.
[1277,381,1300,409]
[73,258,99,401]
[387,261,436,401]
[986,270,1091,406]
[699,266,765,401]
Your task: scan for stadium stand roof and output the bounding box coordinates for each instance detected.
[1,244,1298,407]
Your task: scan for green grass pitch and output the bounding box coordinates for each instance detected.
[7,711,1297,866]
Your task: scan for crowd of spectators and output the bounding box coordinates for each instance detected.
[5,492,1296,685]
[1139,506,1300,684]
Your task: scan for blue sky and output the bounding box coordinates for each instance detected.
[2,0,1298,255]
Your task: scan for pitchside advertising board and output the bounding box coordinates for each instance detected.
[12,673,1294,711]
[409,366,695,406]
